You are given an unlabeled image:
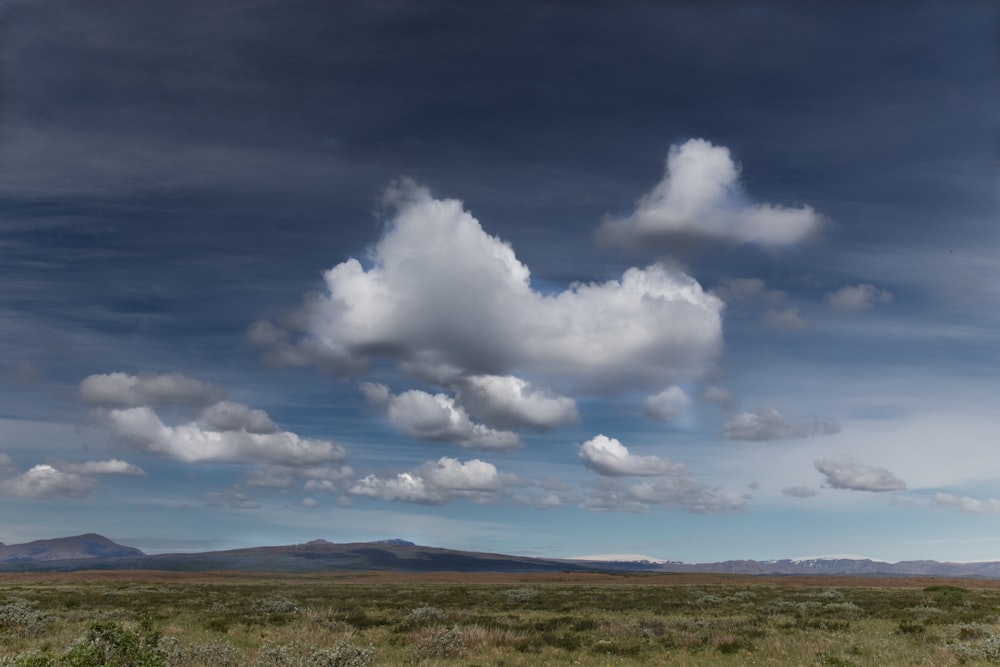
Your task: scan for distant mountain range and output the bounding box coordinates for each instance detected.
[5,534,1000,578]
[0,533,143,563]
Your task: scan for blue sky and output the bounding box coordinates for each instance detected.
[0,1,998,562]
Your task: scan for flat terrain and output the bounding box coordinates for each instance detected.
[7,568,1000,588]
[4,570,1000,665]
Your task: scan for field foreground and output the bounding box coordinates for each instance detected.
[4,570,1000,665]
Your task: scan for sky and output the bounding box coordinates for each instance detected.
[0,1,998,563]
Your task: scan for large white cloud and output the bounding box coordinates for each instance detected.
[0,464,97,499]
[597,139,825,248]
[815,457,906,492]
[349,456,518,505]
[578,434,683,477]
[361,382,520,451]
[80,372,224,408]
[252,180,723,394]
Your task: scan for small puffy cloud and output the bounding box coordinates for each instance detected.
[827,284,894,311]
[457,375,579,430]
[80,372,224,408]
[92,406,347,466]
[932,492,1000,514]
[364,385,520,451]
[253,180,723,395]
[55,459,146,476]
[0,452,15,473]
[0,464,97,499]
[349,456,517,505]
[723,408,839,441]
[581,477,745,514]
[198,401,278,434]
[301,497,319,508]
[597,139,824,249]
[579,434,683,477]
[643,386,690,422]
[815,457,906,492]
[782,485,819,498]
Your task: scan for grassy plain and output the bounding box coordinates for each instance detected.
[3,570,1000,665]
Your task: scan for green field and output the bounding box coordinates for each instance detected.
[3,571,1000,665]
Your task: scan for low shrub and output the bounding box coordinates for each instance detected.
[61,620,164,667]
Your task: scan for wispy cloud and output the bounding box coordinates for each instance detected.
[723,408,840,441]
[932,492,1000,514]
[827,284,894,311]
[0,464,97,499]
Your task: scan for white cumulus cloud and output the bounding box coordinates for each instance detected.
[361,383,520,451]
[643,386,690,422]
[827,284,894,311]
[92,405,347,466]
[457,374,579,430]
[597,139,824,249]
[253,180,723,395]
[349,456,518,505]
[815,457,906,492]
[578,434,683,477]
[82,372,349,467]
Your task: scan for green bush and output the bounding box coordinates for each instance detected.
[61,620,164,667]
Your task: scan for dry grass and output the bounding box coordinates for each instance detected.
[3,571,1000,665]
